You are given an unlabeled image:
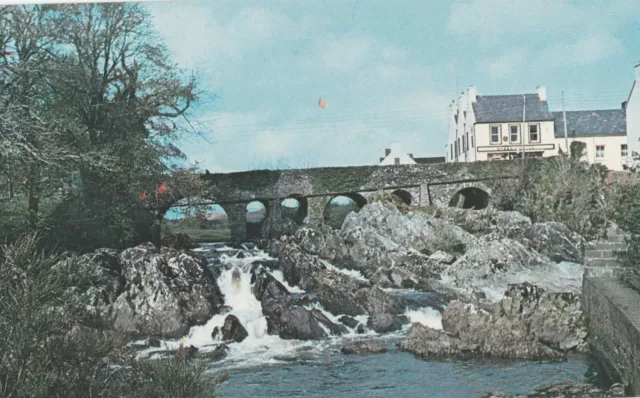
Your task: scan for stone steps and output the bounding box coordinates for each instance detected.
[585,258,620,267]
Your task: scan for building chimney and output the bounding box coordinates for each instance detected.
[622,101,628,110]
[385,148,390,156]
[409,153,413,158]
[536,85,547,101]
[468,86,477,103]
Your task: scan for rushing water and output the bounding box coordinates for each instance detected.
[140,243,607,397]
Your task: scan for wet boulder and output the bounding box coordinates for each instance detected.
[310,309,348,335]
[252,270,344,340]
[341,340,387,355]
[338,315,359,328]
[366,313,408,333]
[221,315,248,343]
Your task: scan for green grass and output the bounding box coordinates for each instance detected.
[163,224,231,243]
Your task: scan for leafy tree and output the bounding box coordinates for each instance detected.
[0,3,205,249]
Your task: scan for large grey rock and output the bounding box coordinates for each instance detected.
[341,202,476,264]
[398,282,586,360]
[341,340,387,355]
[75,244,224,339]
[251,269,345,340]
[441,237,553,301]
[277,243,403,317]
[495,211,532,239]
[483,382,626,398]
[523,222,585,263]
[366,313,408,333]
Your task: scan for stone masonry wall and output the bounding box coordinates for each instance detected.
[583,276,640,395]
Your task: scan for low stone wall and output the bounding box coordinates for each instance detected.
[582,276,640,395]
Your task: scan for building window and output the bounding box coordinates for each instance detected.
[462,136,466,153]
[394,157,400,165]
[450,144,453,160]
[509,125,519,143]
[471,135,474,148]
[466,132,469,150]
[596,145,605,159]
[490,125,500,144]
[457,138,461,155]
[528,124,540,142]
[622,144,628,157]
[455,140,458,157]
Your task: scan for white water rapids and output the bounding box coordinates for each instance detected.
[137,244,443,368]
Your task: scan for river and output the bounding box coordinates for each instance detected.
[138,242,610,397]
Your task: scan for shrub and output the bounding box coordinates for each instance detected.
[491,157,609,240]
[127,358,228,398]
[0,235,223,397]
[610,183,640,293]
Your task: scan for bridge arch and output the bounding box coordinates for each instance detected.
[246,200,269,239]
[162,196,230,242]
[448,187,491,210]
[323,192,367,230]
[281,194,308,225]
[391,189,413,206]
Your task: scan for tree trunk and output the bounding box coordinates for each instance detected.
[151,212,163,248]
[27,165,40,228]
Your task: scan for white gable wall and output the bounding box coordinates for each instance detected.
[380,142,417,165]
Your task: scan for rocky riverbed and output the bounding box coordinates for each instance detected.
[64,201,626,397]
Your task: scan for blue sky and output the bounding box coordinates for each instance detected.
[147,0,640,173]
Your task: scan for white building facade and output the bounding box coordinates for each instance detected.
[446,84,630,171]
[446,86,557,163]
[552,109,628,171]
[625,63,640,162]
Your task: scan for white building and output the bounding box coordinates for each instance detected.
[446,83,631,171]
[446,85,557,163]
[624,63,640,162]
[379,142,417,165]
[552,109,628,171]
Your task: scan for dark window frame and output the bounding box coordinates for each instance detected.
[490,125,501,144]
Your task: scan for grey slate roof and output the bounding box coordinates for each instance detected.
[472,94,553,123]
[551,109,626,138]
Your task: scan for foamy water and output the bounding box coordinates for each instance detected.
[137,244,444,368]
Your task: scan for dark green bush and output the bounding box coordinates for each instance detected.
[0,235,223,397]
[610,183,640,293]
[491,157,609,240]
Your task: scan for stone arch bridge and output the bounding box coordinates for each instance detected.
[164,159,533,241]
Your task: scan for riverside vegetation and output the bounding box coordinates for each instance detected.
[1,4,639,398]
